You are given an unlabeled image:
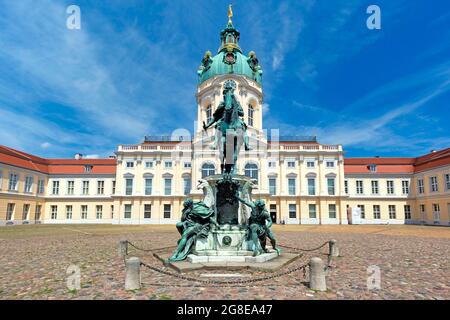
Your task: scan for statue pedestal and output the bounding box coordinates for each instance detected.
[190,227,278,264]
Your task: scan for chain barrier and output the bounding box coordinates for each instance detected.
[126,241,177,253]
[140,260,308,287]
[123,239,335,285]
[279,240,330,253]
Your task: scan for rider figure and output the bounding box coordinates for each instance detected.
[203,82,251,151]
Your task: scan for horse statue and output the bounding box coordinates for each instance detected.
[203,80,250,175]
[168,179,218,262]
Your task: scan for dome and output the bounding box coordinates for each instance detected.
[197,13,263,85]
[198,51,262,85]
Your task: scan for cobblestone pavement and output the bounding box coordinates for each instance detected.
[0,225,448,300]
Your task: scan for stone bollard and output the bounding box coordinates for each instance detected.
[125,257,141,290]
[309,257,327,291]
[119,240,128,257]
[329,239,339,257]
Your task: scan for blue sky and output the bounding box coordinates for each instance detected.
[0,0,449,158]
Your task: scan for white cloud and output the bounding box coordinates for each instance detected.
[41,142,51,149]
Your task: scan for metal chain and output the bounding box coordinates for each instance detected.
[127,241,176,253]
[279,240,330,252]
[140,260,308,286]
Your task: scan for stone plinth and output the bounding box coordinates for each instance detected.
[187,251,279,263]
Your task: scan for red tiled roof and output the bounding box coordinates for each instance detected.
[344,148,450,174]
[0,146,116,175]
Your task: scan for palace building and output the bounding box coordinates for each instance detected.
[1,15,449,227]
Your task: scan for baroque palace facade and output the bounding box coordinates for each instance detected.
[1,17,449,227]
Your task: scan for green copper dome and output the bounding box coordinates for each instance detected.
[197,17,263,85]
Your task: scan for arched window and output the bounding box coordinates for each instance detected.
[227,35,234,44]
[206,104,212,123]
[248,104,254,127]
[202,163,215,178]
[245,163,258,183]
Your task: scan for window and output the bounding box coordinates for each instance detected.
[51,205,58,220]
[308,204,317,219]
[288,178,296,195]
[358,205,365,219]
[81,205,88,219]
[287,161,296,168]
[112,181,116,194]
[67,180,75,195]
[269,178,276,195]
[52,181,60,195]
[9,173,19,191]
[369,164,377,172]
[420,204,426,220]
[288,204,296,219]
[387,180,394,195]
[37,179,45,194]
[404,205,411,220]
[417,178,425,194]
[326,161,335,168]
[206,104,212,123]
[164,178,172,195]
[163,204,171,219]
[373,205,381,219]
[356,180,364,194]
[66,205,73,220]
[164,161,173,169]
[126,161,134,168]
[145,178,153,195]
[329,204,337,219]
[388,205,396,219]
[327,178,335,196]
[248,105,254,127]
[22,204,30,220]
[184,162,192,169]
[84,165,93,173]
[144,204,152,219]
[124,204,132,219]
[125,178,133,195]
[96,205,103,219]
[24,176,33,193]
[245,163,258,183]
[307,178,315,195]
[201,163,215,178]
[344,180,349,194]
[0,170,2,190]
[445,174,450,190]
[306,160,315,168]
[268,161,276,168]
[35,205,42,220]
[97,181,105,195]
[432,204,440,221]
[6,203,15,220]
[183,177,191,195]
[402,181,410,195]
[430,176,438,192]
[371,180,379,195]
[82,181,89,195]
[111,205,114,219]
[145,161,154,169]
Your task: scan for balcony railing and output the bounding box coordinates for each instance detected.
[118,143,341,152]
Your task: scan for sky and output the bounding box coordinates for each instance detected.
[0,0,449,159]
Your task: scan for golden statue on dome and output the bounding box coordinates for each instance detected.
[228,4,233,23]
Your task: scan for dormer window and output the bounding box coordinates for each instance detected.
[369,164,377,172]
[84,165,93,173]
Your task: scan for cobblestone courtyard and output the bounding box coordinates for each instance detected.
[0,224,448,300]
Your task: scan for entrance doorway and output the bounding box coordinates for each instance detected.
[270,204,277,224]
